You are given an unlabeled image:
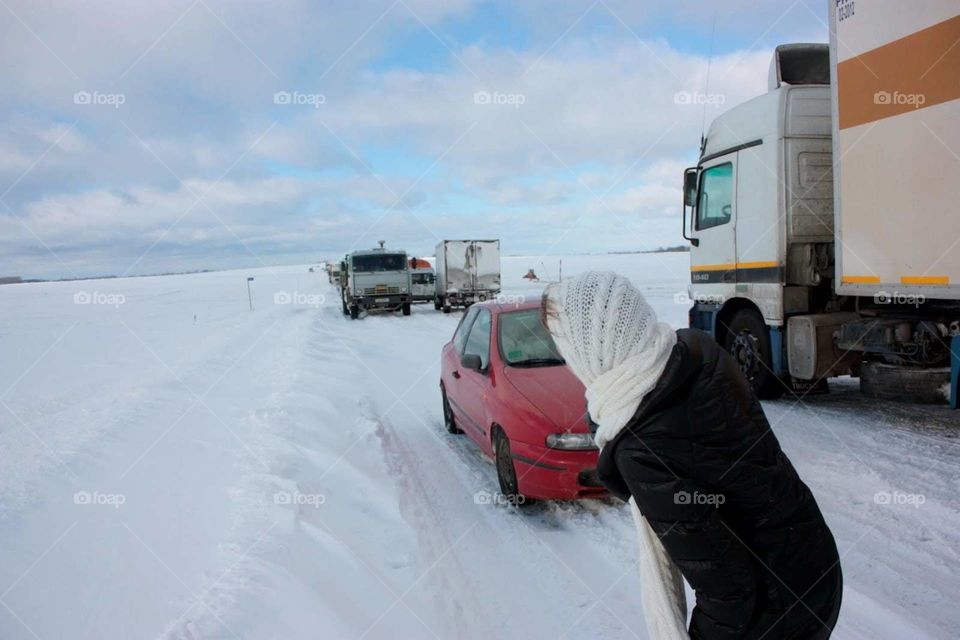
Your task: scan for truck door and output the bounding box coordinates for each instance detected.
[689,157,737,299]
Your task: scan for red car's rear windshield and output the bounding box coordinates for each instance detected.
[498,309,564,366]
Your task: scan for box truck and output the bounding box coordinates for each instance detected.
[680,1,960,404]
[339,242,412,319]
[434,240,501,313]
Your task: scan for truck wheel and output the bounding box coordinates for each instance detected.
[441,385,462,434]
[442,303,451,314]
[402,302,411,316]
[434,297,442,311]
[341,297,349,316]
[724,309,785,400]
[493,428,533,507]
[860,361,949,404]
[349,306,359,320]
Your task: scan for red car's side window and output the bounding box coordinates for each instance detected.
[462,310,492,369]
[453,307,479,354]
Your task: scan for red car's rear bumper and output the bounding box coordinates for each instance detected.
[509,440,607,500]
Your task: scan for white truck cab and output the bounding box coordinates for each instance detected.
[340,242,413,319]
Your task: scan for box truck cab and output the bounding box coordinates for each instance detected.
[682,12,960,405]
[340,242,412,319]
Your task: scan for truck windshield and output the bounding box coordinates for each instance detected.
[352,254,407,272]
[499,309,564,367]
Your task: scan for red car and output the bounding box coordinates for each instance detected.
[439,299,605,502]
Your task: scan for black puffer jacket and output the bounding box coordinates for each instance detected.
[597,329,842,639]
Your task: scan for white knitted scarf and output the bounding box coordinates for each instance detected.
[545,271,689,640]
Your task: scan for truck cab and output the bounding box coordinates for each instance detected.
[340,242,412,319]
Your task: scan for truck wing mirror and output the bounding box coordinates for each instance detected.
[682,167,699,246]
[460,353,483,372]
[683,168,698,207]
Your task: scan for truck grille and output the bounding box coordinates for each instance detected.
[364,286,400,295]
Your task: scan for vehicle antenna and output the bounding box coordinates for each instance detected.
[699,11,718,155]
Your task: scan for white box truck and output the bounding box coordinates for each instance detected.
[434,240,501,313]
[681,1,960,405]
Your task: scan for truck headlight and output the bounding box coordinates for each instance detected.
[545,433,596,450]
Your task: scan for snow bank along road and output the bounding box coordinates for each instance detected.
[0,253,957,639]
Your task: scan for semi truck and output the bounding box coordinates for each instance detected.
[681,1,960,405]
[339,242,412,319]
[408,257,436,303]
[434,240,501,313]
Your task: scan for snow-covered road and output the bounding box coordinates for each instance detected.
[0,253,957,639]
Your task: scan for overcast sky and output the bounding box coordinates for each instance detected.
[0,0,828,279]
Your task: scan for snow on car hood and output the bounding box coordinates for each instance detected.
[502,364,590,432]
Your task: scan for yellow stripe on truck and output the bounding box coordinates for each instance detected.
[690,261,779,272]
[901,275,950,285]
[841,275,881,284]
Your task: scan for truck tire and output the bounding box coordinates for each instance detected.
[442,302,451,314]
[724,309,785,400]
[402,302,411,316]
[349,306,359,320]
[434,296,442,311]
[341,297,349,316]
[860,361,949,404]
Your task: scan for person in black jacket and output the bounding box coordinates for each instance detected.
[542,271,842,639]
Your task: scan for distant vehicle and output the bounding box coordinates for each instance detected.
[439,299,604,502]
[681,7,960,405]
[340,242,412,319]
[408,257,436,303]
[327,262,341,285]
[434,240,501,313]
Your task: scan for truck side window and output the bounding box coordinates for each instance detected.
[454,308,479,354]
[696,162,733,230]
[462,309,492,369]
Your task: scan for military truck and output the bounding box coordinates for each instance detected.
[340,242,412,319]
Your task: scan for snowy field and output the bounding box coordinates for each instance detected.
[0,252,958,639]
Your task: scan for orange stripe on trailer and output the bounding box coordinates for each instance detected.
[690,263,736,272]
[837,14,960,130]
[901,275,950,285]
[735,261,780,269]
[690,261,779,272]
[841,275,881,284]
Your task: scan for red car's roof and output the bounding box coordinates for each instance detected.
[473,297,543,315]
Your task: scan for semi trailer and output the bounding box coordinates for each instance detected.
[681,1,960,404]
